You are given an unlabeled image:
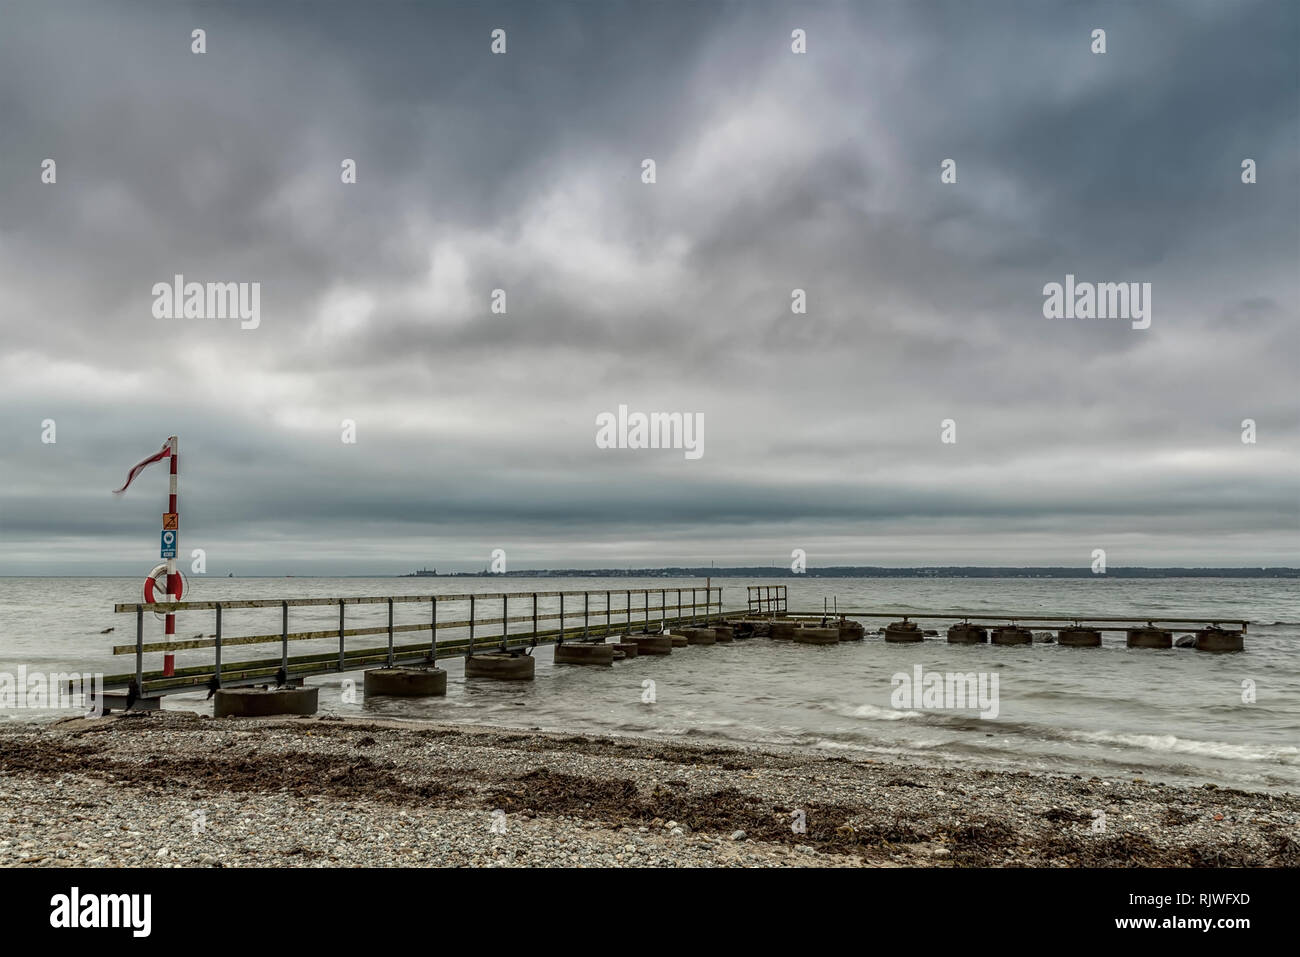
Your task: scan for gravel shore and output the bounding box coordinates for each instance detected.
[1,711,1296,867]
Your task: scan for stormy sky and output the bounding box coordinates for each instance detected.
[1,0,1296,575]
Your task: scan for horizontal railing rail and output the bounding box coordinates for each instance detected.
[114,588,714,613]
[821,610,1248,629]
[103,585,747,698]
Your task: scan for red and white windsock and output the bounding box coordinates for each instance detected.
[113,436,181,638]
[111,441,172,494]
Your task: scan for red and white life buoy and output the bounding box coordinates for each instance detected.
[144,563,186,604]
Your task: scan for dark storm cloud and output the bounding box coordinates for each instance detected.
[0,0,1296,574]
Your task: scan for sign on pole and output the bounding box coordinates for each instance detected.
[160,529,178,559]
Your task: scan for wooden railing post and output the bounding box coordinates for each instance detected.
[135,607,144,694]
[214,603,223,688]
[386,597,394,666]
[337,600,345,671]
[430,597,438,660]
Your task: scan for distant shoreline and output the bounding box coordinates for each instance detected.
[4,567,1298,579]
[399,566,1300,579]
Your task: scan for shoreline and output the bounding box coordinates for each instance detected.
[2,713,1297,867]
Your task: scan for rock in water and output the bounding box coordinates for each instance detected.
[1175,634,1196,648]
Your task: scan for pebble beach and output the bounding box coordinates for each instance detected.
[1,711,1296,868]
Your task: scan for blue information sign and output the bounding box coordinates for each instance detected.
[160,529,178,559]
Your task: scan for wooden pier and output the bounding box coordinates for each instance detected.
[102,584,786,705]
[86,581,1247,714]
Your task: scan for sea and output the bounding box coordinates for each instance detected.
[2,575,1296,793]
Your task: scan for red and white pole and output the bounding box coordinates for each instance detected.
[165,435,179,641]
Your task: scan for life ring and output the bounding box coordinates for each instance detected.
[144,564,186,604]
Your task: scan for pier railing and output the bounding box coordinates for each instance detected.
[746,585,787,615]
[107,586,745,699]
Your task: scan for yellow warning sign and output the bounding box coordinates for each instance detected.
[162,513,178,530]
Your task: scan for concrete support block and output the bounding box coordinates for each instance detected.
[991,626,1033,646]
[612,641,640,658]
[711,625,735,642]
[769,620,796,640]
[682,627,717,645]
[1126,627,1172,649]
[839,620,866,641]
[464,653,536,680]
[884,621,924,643]
[633,635,673,655]
[947,623,988,644]
[214,685,318,718]
[794,626,839,645]
[1195,627,1244,652]
[363,667,448,697]
[1057,627,1102,647]
[554,642,615,666]
[93,692,161,713]
[670,634,689,647]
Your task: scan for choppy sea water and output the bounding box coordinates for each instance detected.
[2,576,1296,792]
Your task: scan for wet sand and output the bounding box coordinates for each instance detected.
[1,711,1296,867]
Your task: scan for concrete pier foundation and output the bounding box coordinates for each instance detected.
[1194,627,1244,652]
[214,685,318,718]
[612,641,640,658]
[92,692,161,714]
[991,626,1033,646]
[794,626,839,645]
[554,642,616,666]
[669,634,689,647]
[363,667,448,697]
[1127,627,1172,649]
[1058,627,1102,647]
[769,620,796,640]
[682,627,717,645]
[884,621,924,643]
[711,625,735,642]
[839,619,865,641]
[464,652,536,680]
[632,634,673,655]
[947,623,988,644]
